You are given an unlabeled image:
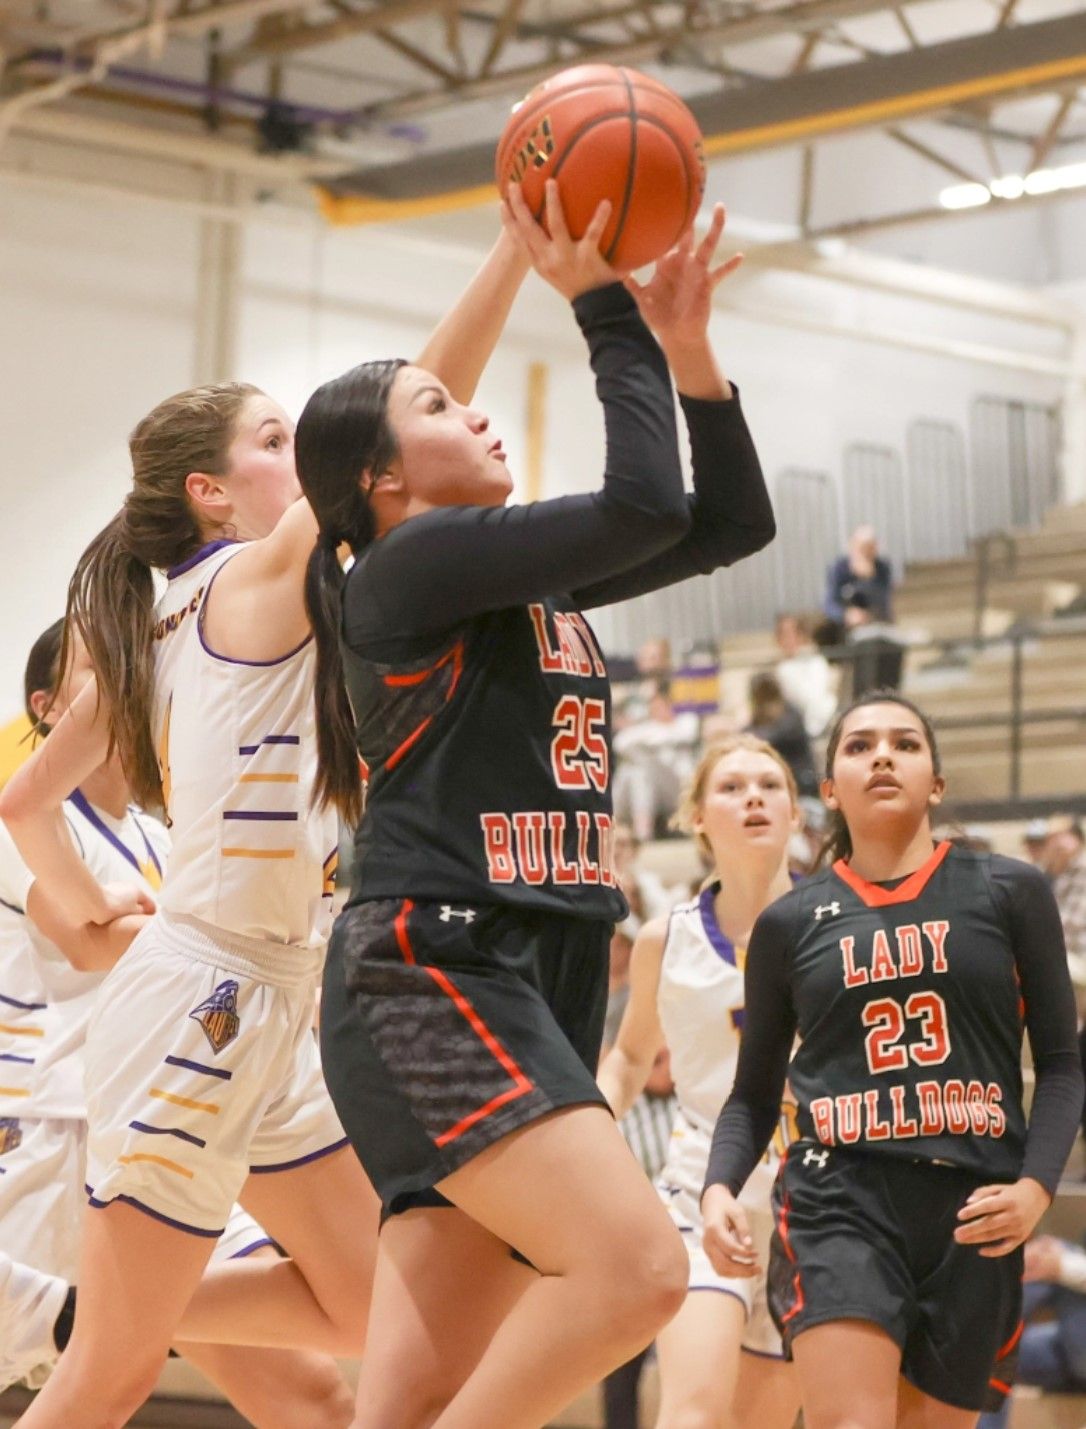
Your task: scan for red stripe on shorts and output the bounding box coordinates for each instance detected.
[393,900,535,1147]
[776,1189,806,1326]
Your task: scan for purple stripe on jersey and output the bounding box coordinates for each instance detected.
[198,561,313,668]
[249,1136,350,1174]
[222,811,299,821]
[229,1238,277,1259]
[238,735,301,755]
[129,1120,208,1149]
[0,992,47,1011]
[163,1054,233,1081]
[67,790,164,882]
[0,1166,6,1174]
[166,538,239,580]
[0,1053,35,1064]
[0,897,24,917]
[86,1188,221,1238]
[698,886,737,967]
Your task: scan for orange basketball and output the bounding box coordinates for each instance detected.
[495,64,706,271]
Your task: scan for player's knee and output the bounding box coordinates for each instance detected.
[609,1223,687,1338]
[64,1345,166,1427]
[292,1358,355,1428]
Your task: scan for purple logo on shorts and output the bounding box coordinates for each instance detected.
[189,980,240,1054]
[0,1118,23,1155]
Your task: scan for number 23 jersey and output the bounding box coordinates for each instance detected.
[763,841,1076,1184]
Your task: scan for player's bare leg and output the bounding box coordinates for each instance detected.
[653,1288,744,1428]
[790,1321,901,1429]
[360,1105,686,1429]
[349,1207,534,1428]
[897,1377,980,1429]
[732,1350,801,1429]
[172,1145,377,1356]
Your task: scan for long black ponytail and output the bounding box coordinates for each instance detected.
[295,358,406,825]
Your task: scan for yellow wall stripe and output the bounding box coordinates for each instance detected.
[0,1087,30,1097]
[119,1152,194,1180]
[0,1024,44,1037]
[149,1088,221,1115]
[238,772,299,784]
[222,848,296,860]
[319,49,1086,227]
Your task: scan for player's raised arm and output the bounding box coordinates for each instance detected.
[597,918,669,1120]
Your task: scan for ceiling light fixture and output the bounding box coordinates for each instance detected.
[940,159,1086,210]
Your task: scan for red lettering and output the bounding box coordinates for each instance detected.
[905,991,951,1067]
[986,1083,1006,1137]
[595,813,615,887]
[528,603,564,673]
[837,1093,863,1144]
[551,695,609,793]
[944,1079,969,1134]
[811,1097,835,1145]
[864,1089,891,1140]
[547,812,578,885]
[916,1080,945,1135]
[922,920,950,974]
[890,1084,919,1138]
[576,811,600,884]
[512,812,547,886]
[966,1080,990,1135]
[870,929,896,983]
[862,998,909,1073]
[567,612,607,676]
[480,813,516,884]
[841,936,868,988]
[895,924,923,978]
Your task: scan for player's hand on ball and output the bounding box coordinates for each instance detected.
[502,180,618,300]
[624,203,741,348]
[96,881,157,924]
[954,1177,1051,1257]
[701,1183,758,1277]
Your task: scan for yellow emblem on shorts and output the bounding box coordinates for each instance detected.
[189,980,240,1055]
[0,1118,23,1155]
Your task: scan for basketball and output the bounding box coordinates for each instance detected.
[495,64,706,271]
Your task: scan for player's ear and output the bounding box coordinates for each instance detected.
[28,688,55,728]
[928,774,946,809]
[185,470,229,521]
[820,777,838,811]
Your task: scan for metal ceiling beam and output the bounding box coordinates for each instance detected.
[340,0,951,123]
[225,0,456,66]
[323,8,1086,210]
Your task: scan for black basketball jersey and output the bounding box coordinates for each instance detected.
[706,842,1083,1197]
[342,594,625,921]
[336,283,774,926]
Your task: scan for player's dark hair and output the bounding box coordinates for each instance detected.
[820,689,941,865]
[295,358,407,826]
[24,618,65,736]
[63,382,261,809]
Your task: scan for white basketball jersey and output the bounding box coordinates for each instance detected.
[152,541,338,948]
[0,795,169,1121]
[656,884,796,1208]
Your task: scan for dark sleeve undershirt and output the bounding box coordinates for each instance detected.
[344,283,687,651]
[991,856,1085,1196]
[343,284,771,653]
[572,388,773,609]
[703,897,799,1199]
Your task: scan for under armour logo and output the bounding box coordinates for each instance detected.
[814,902,841,921]
[803,1147,830,1168]
[439,905,476,924]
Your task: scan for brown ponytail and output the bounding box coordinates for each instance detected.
[63,382,260,807]
[295,358,405,825]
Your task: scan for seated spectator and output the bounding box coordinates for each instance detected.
[824,525,903,695]
[774,611,839,736]
[613,682,700,841]
[613,823,680,938]
[1022,818,1052,867]
[978,1235,1086,1428]
[744,671,818,798]
[1045,818,1086,998]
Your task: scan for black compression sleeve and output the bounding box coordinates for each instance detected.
[343,284,691,648]
[992,856,1085,1195]
[574,390,774,609]
[703,898,798,1199]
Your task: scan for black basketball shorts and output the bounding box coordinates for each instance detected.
[768,1141,1023,1413]
[320,897,611,1216]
